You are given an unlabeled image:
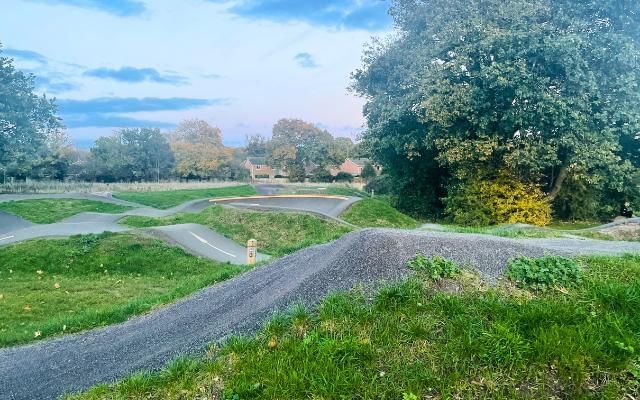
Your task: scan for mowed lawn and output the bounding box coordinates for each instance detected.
[113,185,257,209]
[0,232,243,347]
[70,255,640,400]
[0,198,132,224]
[121,205,353,257]
[341,198,419,229]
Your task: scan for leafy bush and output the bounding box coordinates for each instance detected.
[310,168,334,183]
[507,256,583,291]
[334,172,353,183]
[445,174,551,226]
[364,174,393,195]
[407,254,460,281]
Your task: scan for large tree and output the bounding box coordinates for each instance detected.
[352,0,640,219]
[0,44,64,179]
[89,128,174,182]
[170,119,231,179]
[267,118,345,175]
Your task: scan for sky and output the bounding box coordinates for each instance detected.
[1,0,392,148]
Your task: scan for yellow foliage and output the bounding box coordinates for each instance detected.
[446,174,551,226]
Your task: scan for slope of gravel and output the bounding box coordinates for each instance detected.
[2,229,640,400]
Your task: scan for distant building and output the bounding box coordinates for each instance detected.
[242,157,282,179]
[331,158,381,177]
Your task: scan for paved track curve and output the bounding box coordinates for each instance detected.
[1,229,639,400]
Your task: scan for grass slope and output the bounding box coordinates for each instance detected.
[69,255,640,399]
[121,206,352,257]
[0,232,242,347]
[342,198,419,229]
[0,198,132,224]
[113,185,257,209]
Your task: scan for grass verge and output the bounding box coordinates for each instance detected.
[0,232,243,347]
[120,206,352,257]
[0,198,132,224]
[113,185,257,209]
[341,198,419,229]
[68,254,640,399]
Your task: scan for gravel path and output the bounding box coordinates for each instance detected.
[2,229,639,400]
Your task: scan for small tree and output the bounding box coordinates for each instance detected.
[335,172,354,183]
[361,162,377,182]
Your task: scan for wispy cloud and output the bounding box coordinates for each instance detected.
[57,97,227,114]
[83,67,189,85]
[34,76,81,94]
[208,0,391,31]
[294,52,318,68]
[62,114,176,129]
[3,48,48,64]
[57,97,230,128]
[27,0,146,17]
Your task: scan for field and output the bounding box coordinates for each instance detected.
[341,198,419,229]
[68,254,640,399]
[120,205,353,257]
[0,232,243,347]
[0,199,132,224]
[113,185,257,209]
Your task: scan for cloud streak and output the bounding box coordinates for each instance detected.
[209,0,391,31]
[84,66,189,85]
[294,52,318,68]
[57,97,230,128]
[3,48,48,64]
[28,0,146,17]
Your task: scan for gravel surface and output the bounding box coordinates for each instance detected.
[3,228,639,400]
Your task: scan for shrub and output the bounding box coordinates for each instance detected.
[445,174,551,226]
[507,256,583,291]
[364,174,393,195]
[407,254,460,281]
[360,162,377,182]
[334,172,353,183]
[310,168,333,183]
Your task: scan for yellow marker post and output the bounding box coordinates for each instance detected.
[247,239,257,265]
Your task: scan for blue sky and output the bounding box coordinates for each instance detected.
[1,0,391,148]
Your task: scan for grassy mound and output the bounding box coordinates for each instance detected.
[341,198,419,229]
[0,198,132,224]
[0,232,242,347]
[113,185,257,209]
[69,255,640,399]
[121,206,353,257]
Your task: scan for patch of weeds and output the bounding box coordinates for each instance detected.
[507,255,583,291]
[408,254,460,281]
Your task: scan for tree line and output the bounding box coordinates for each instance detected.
[1,44,367,184]
[353,0,640,223]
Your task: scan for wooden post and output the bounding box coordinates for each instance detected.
[247,239,257,265]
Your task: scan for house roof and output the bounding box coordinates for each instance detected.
[348,158,372,167]
[247,157,268,165]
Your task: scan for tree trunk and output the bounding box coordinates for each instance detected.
[547,166,568,201]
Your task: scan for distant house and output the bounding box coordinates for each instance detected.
[332,158,381,177]
[243,157,277,179]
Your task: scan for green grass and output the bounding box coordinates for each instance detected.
[341,198,419,229]
[68,254,640,399]
[113,185,257,209]
[547,221,603,230]
[437,224,567,239]
[121,206,353,257]
[0,198,132,224]
[0,232,243,347]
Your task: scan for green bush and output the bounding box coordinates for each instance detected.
[310,168,334,183]
[507,256,583,291]
[334,172,353,183]
[445,174,551,226]
[407,254,460,281]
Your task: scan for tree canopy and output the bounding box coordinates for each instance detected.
[353,0,640,221]
[0,44,65,178]
[170,119,232,179]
